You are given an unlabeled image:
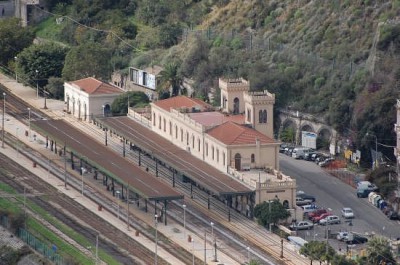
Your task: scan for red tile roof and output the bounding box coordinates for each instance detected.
[207,121,276,145]
[70,77,123,95]
[189,112,245,126]
[153,96,212,112]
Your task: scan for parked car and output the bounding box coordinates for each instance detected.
[356,181,379,198]
[346,234,368,244]
[319,215,341,225]
[319,158,334,167]
[337,231,351,241]
[311,212,331,223]
[296,197,313,206]
[301,204,318,214]
[308,209,329,220]
[297,193,316,202]
[279,144,289,153]
[387,211,399,220]
[341,207,355,219]
[289,221,314,230]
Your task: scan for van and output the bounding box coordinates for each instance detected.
[292,147,309,159]
[357,181,378,198]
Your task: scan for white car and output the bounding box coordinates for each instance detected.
[337,231,351,241]
[341,207,354,219]
[319,215,341,225]
[289,221,314,230]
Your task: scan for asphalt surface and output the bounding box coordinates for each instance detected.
[279,154,400,242]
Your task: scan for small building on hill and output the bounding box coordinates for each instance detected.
[64,77,123,121]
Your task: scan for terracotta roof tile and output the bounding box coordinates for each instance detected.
[153,96,212,112]
[207,121,276,145]
[189,112,245,126]
[70,77,123,95]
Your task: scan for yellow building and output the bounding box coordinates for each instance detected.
[142,78,297,212]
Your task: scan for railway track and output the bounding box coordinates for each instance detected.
[0,86,199,265]
[64,113,308,264]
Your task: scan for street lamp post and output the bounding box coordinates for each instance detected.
[155,214,158,265]
[116,190,120,219]
[246,246,250,263]
[27,107,31,142]
[14,57,18,82]
[210,222,214,239]
[268,200,272,232]
[183,204,187,239]
[192,238,195,265]
[2,92,5,148]
[35,70,39,98]
[367,132,378,169]
[81,166,87,196]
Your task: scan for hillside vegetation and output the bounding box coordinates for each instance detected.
[11,0,400,163]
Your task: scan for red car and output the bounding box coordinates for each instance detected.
[308,209,327,219]
[311,212,331,223]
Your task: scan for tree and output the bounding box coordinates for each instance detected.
[331,254,357,265]
[62,42,112,81]
[158,62,183,96]
[253,200,290,227]
[111,91,149,115]
[45,77,65,100]
[365,236,396,265]
[300,241,335,265]
[15,43,68,89]
[0,18,34,66]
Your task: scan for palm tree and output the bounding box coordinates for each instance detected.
[158,62,183,97]
[365,236,396,265]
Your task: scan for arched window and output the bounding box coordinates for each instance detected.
[169,121,172,135]
[223,152,226,166]
[259,110,263,123]
[192,135,195,148]
[222,96,227,108]
[216,149,219,162]
[212,146,214,160]
[234,153,241,170]
[251,154,255,163]
[180,129,183,141]
[175,125,178,138]
[205,142,208,156]
[247,108,251,122]
[153,113,156,126]
[263,110,267,123]
[186,132,189,145]
[158,115,161,129]
[198,139,201,151]
[233,97,240,114]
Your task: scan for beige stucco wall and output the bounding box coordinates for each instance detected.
[64,83,121,121]
[150,102,279,172]
[227,144,279,171]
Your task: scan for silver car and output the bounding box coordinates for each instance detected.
[319,215,341,225]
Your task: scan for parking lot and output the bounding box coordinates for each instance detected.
[279,146,400,253]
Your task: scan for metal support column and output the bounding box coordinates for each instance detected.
[172,170,175,187]
[138,150,141,166]
[155,158,158,177]
[164,200,167,226]
[123,139,126,157]
[104,128,108,146]
[70,152,74,169]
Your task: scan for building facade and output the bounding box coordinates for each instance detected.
[64,77,123,121]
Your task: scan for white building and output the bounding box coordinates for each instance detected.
[140,78,297,211]
[64,77,123,121]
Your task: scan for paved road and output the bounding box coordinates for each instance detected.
[279,154,400,241]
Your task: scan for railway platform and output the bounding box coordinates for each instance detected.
[0,73,245,264]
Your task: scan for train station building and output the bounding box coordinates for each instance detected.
[129,78,297,215]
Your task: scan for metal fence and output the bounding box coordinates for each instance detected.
[18,228,64,265]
